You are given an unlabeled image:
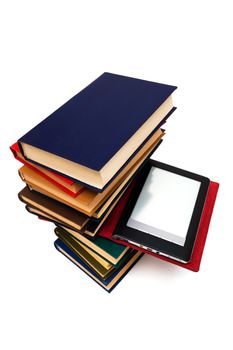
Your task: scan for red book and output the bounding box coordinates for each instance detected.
[98,180,219,272]
[10,143,84,198]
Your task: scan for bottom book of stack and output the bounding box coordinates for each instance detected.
[54,226,143,292]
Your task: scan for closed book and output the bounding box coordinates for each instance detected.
[18,187,89,230]
[10,143,84,197]
[18,72,176,191]
[18,128,164,217]
[57,226,129,265]
[19,166,129,220]
[54,227,115,279]
[25,182,127,237]
[54,238,143,292]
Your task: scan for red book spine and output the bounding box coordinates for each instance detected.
[10,143,84,198]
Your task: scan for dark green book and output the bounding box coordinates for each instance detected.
[55,227,114,279]
[56,226,129,265]
[54,238,143,292]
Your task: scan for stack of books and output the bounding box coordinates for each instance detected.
[10,72,218,292]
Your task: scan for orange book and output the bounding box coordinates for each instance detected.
[10,143,84,197]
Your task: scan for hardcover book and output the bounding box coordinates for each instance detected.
[55,227,115,279]
[25,183,127,237]
[54,227,136,280]
[18,72,176,191]
[56,226,129,265]
[18,187,89,230]
[54,238,143,292]
[10,143,84,197]
[18,128,164,217]
[26,183,126,237]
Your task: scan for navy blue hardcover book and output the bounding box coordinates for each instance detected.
[18,72,177,191]
[21,111,173,193]
[54,238,143,292]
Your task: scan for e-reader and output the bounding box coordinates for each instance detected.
[113,160,210,262]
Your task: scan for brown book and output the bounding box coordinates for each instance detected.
[18,128,164,217]
[25,184,127,237]
[18,187,89,230]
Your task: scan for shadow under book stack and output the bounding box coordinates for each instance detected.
[10,72,178,292]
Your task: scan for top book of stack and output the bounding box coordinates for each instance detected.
[18,72,177,192]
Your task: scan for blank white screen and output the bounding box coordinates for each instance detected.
[127,167,201,246]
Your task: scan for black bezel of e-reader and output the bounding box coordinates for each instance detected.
[112,160,210,263]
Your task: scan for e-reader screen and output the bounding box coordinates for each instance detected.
[126,167,201,246]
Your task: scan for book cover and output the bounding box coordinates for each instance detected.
[25,180,128,237]
[55,227,115,279]
[18,129,164,217]
[18,187,89,230]
[17,111,171,193]
[10,143,84,197]
[54,238,143,292]
[18,72,176,191]
[56,226,129,265]
[19,73,176,170]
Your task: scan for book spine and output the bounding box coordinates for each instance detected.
[15,156,83,198]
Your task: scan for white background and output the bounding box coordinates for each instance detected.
[0,1,232,349]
